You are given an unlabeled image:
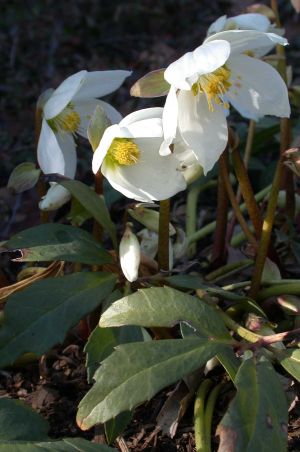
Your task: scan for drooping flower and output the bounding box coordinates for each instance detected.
[119,223,141,282]
[92,108,187,202]
[37,69,131,210]
[161,30,290,174]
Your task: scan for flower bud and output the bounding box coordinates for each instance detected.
[119,223,141,282]
[128,205,176,236]
[284,147,300,177]
[39,183,71,211]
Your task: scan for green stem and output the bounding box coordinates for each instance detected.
[219,310,261,343]
[204,383,224,452]
[186,180,217,257]
[194,379,213,452]
[158,199,170,271]
[249,156,284,299]
[35,106,49,224]
[205,259,253,283]
[187,185,271,246]
[257,282,300,302]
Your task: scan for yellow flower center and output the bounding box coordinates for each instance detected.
[47,103,81,134]
[192,65,231,112]
[106,138,140,166]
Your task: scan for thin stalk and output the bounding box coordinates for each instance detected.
[211,155,229,268]
[187,185,271,246]
[35,106,48,223]
[219,152,257,248]
[257,282,300,301]
[158,199,170,271]
[249,157,284,299]
[186,180,217,257]
[92,171,104,271]
[230,225,255,248]
[194,379,213,452]
[205,259,253,284]
[204,383,224,452]
[231,148,262,238]
[219,310,261,343]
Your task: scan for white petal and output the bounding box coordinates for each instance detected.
[164,40,231,90]
[55,133,77,178]
[228,13,270,32]
[207,15,228,36]
[160,85,178,156]
[227,54,290,120]
[102,138,187,201]
[37,119,65,174]
[74,99,122,138]
[119,107,163,127]
[205,30,288,55]
[39,183,71,211]
[43,70,87,119]
[177,91,228,174]
[92,124,121,173]
[73,70,131,101]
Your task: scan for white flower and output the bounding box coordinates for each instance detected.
[207,13,271,36]
[119,223,141,282]
[161,30,290,174]
[37,69,131,210]
[92,108,187,202]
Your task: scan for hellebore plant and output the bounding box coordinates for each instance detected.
[160,30,290,174]
[37,69,131,210]
[92,107,188,202]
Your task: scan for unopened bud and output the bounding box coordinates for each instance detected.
[284,147,300,177]
[119,223,141,282]
[128,205,176,236]
[39,183,71,211]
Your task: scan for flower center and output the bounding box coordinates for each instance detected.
[192,66,231,112]
[47,103,81,134]
[106,138,140,166]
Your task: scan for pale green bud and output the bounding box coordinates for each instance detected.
[128,205,176,236]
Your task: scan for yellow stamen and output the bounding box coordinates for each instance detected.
[192,65,232,112]
[47,103,80,134]
[106,138,140,166]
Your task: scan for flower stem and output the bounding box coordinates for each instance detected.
[205,259,253,284]
[231,148,262,238]
[257,282,300,301]
[186,180,217,258]
[194,379,213,452]
[219,152,257,249]
[158,199,170,271]
[211,154,229,268]
[204,383,224,452]
[219,310,261,343]
[187,185,271,246]
[35,106,49,224]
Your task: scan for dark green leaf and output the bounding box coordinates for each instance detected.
[0,272,116,367]
[217,358,288,452]
[77,338,229,429]
[0,438,115,451]
[85,325,144,383]
[59,180,117,249]
[100,286,230,339]
[105,411,132,444]
[0,398,49,441]
[2,224,112,265]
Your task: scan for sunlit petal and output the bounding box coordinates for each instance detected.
[73,70,131,101]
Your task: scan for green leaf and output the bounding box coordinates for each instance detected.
[67,198,92,227]
[77,338,229,429]
[105,411,132,444]
[130,69,170,98]
[0,272,116,367]
[276,348,300,382]
[0,438,116,451]
[85,325,144,383]
[217,358,288,452]
[217,349,240,382]
[100,286,230,339]
[87,104,110,151]
[7,162,41,193]
[0,398,49,441]
[2,224,112,265]
[59,180,117,249]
